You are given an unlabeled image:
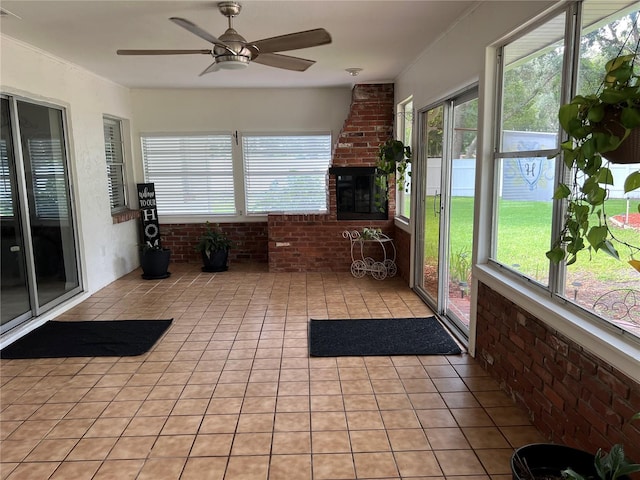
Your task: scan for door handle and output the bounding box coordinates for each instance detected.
[434,192,441,216]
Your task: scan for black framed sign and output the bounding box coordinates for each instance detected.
[137,183,162,249]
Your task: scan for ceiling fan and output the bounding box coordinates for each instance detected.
[117,1,331,75]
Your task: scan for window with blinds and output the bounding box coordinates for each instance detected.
[103,117,126,212]
[242,134,331,214]
[141,134,235,215]
[27,138,68,219]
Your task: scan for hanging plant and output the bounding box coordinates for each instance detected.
[547,52,640,267]
[375,138,412,210]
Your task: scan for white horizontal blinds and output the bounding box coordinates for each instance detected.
[242,134,331,214]
[27,138,68,219]
[0,140,12,216]
[142,135,235,215]
[103,118,126,211]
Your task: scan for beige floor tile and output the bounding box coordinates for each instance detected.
[23,438,77,462]
[190,433,233,456]
[0,439,40,463]
[108,436,155,459]
[394,450,443,477]
[476,448,515,475]
[354,451,399,478]
[272,431,311,454]
[49,460,102,480]
[149,434,195,457]
[425,427,471,450]
[230,432,272,455]
[93,459,145,480]
[463,426,511,449]
[387,428,431,451]
[225,455,269,480]
[312,430,351,453]
[3,461,60,480]
[312,453,356,480]
[136,458,186,480]
[269,454,312,480]
[435,449,487,475]
[349,429,392,452]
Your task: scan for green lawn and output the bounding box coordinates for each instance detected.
[423,196,639,284]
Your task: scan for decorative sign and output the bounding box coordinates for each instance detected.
[137,183,161,249]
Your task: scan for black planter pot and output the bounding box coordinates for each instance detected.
[511,444,600,480]
[140,248,171,280]
[201,249,229,272]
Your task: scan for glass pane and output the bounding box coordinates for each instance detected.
[399,100,413,218]
[562,4,640,337]
[18,101,79,307]
[500,12,565,150]
[494,156,555,285]
[447,98,477,327]
[422,106,443,302]
[1,98,31,326]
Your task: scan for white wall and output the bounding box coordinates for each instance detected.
[395,1,556,110]
[129,87,351,180]
[1,35,139,294]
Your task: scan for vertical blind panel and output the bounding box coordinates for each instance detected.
[142,135,235,215]
[242,134,331,214]
[27,138,68,219]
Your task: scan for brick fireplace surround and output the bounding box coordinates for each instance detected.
[158,84,640,460]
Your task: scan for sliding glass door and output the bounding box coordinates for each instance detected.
[1,96,81,333]
[414,89,478,339]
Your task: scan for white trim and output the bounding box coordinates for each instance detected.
[475,263,640,384]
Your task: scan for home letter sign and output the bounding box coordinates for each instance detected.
[137,183,161,249]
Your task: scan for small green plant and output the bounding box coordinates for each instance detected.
[195,222,233,259]
[562,412,640,480]
[360,227,382,240]
[375,138,412,210]
[450,248,471,284]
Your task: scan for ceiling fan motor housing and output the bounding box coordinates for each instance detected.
[215,27,252,68]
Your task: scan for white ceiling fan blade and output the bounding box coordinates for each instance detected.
[252,53,315,72]
[170,17,235,55]
[250,28,331,54]
[117,49,211,55]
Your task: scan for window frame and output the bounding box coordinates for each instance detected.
[396,98,413,222]
[479,1,640,382]
[103,116,127,214]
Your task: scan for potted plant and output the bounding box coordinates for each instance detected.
[375,138,412,210]
[547,53,640,268]
[511,413,640,480]
[195,221,233,272]
[140,244,171,280]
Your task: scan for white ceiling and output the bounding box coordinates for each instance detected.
[0,1,478,89]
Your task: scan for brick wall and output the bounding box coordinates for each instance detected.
[475,282,640,463]
[160,222,268,264]
[268,215,395,273]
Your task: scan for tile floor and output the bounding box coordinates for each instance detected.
[0,263,546,480]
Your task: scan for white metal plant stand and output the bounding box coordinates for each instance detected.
[343,230,397,280]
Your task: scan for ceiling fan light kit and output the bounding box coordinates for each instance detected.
[117,1,331,75]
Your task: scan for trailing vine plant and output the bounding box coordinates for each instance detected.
[375,139,412,211]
